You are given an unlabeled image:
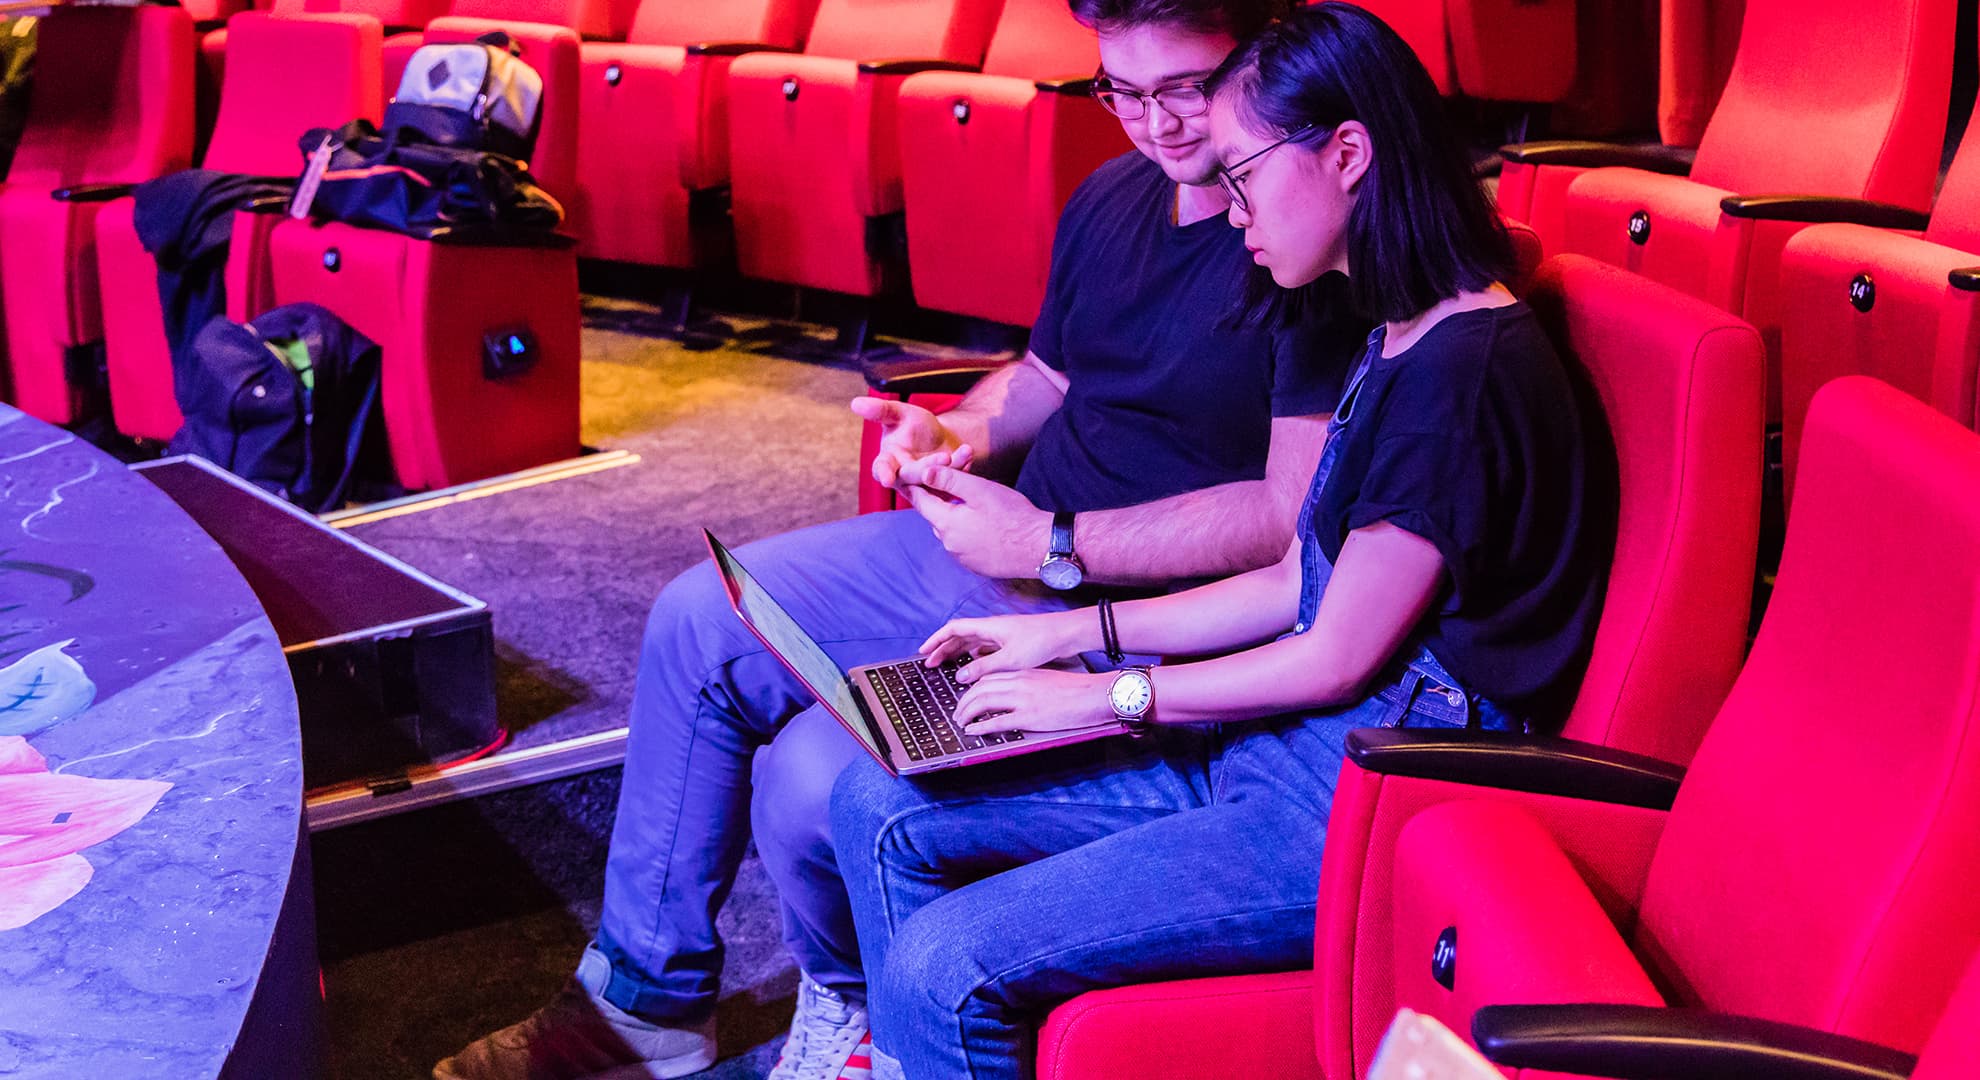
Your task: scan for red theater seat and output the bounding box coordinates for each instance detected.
[381,0,630,90]
[1774,111,1980,504]
[252,222,581,492]
[1356,0,1577,105]
[1531,0,1952,422]
[1365,376,1980,1078]
[98,12,384,444]
[725,0,1004,298]
[897,0,1127,327]
[1037,255,1764,1080]
[570,0,821,268]
[0,4,193,423]
[241,18,582,491]
[1498,0,1947,325]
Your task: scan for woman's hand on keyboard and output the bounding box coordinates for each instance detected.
[954,669,1114,735]
[920,608,1094,684]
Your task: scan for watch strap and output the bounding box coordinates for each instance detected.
[1050,511,1077,557]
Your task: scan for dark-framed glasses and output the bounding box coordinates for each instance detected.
[1215,123,1325,212]
[1089,76,1209,120]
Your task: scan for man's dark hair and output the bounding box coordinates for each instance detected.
[1069,0,1290,43]
[1207,3,1513,322]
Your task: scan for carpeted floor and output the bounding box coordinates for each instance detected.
[313,296,919,1079]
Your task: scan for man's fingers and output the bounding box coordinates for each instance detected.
[950,443,976,472]
[849,396,906,429]
[915,463,997,500]
[872,450,903,489]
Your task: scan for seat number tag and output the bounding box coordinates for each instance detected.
[290,135,336,220]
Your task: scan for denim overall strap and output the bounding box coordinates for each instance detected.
[1294,332,1381,632]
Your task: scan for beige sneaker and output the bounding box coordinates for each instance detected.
[766,974,871,1080]
[434,974,716,1080]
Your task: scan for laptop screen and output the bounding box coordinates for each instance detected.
[705,534,883,757]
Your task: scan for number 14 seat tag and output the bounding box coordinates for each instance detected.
[290,134,336,220]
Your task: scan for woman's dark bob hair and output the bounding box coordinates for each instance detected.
[1207,3,1514,322]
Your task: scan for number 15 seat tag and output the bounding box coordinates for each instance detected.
[290,134,336,220]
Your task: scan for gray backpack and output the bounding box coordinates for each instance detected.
[386,31,542,161]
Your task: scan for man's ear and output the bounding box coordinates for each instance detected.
[1332,120,1372,193]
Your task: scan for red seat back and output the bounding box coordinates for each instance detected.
[1528,256,1763,766]
[1688,0,1953,210]
[318,0,450,28]
[1634,377,1980,1054]
[206,13,384,176]
[1658,0,1742,147]
[7,5,195,189]
[1924,124,1980,252]
[626,0,819,48]
[419,17,580,200]
[802,0,1001,63]
[1913,952,1980,1080]
[979,0,1099,78]
[430,0,623,38]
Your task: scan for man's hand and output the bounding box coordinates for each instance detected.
[899,460,1051,580]
[849,397,976,491]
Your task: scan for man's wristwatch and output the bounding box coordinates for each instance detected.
[1038,511,1085,591]
[1109,667,1154,738]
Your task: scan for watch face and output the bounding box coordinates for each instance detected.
[1110,671,1152,717]
[1040,556,1083,591]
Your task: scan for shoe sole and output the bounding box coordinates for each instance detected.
[431,1046,717,1080]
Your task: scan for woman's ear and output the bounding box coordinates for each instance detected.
[1332,120,1372,193]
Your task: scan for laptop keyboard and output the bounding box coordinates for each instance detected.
[867,659,1025,762]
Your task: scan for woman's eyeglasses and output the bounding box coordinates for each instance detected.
[1089,78,1209,121]
[1215,124,1324,213]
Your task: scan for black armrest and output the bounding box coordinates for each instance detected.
[1473,1004,1916,1080]
[1717,194,1930,229]
[1344,728,1685,810]
[1950,266,1980,292]
[685,41,800,56]
[1034,76,1096,95]
[862,355,1009,395]
[426,225,578,249]
[857,59,980,76]
[1498,140,1695,176]
[50,183,138,203]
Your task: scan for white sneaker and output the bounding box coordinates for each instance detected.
[766,974,872,1080]
[433,980,717,1080]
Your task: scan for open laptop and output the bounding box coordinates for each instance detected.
[704,530,1125,775]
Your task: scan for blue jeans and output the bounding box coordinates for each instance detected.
[591,511,1079,1022]
[830,663,1488,1080]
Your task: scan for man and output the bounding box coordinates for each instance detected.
[436,1,1362,1077]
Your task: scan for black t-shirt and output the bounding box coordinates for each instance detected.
[1016,152,1363,513]
[1312,303,1612,722]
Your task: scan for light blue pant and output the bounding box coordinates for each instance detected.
[831,668,1483,1080]
[590,511,1078,1022]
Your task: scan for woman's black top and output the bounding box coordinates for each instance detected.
[1311,302,1613,723]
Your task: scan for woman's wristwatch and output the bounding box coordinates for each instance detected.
[1109,667,1154,738]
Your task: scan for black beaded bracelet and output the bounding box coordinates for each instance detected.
[1098,597,1125,665]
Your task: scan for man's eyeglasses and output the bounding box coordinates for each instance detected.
[1090,77,1209,120]
[1215,123,1325,213]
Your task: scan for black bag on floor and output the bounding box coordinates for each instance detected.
[169,303,395,512]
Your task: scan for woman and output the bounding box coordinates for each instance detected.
[830,6,1609,1078]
